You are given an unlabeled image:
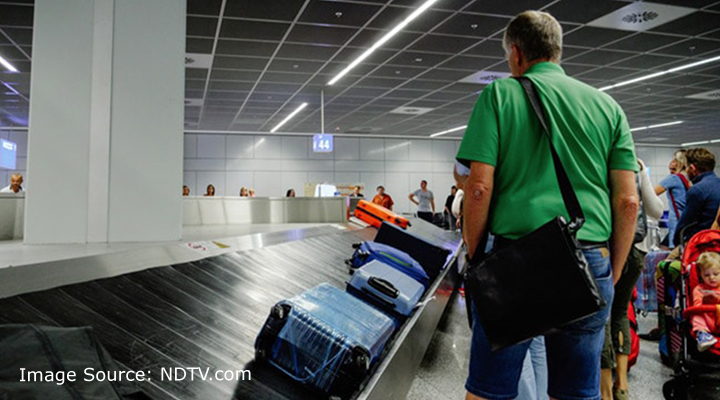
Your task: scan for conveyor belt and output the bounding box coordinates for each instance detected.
[0,220,461,400]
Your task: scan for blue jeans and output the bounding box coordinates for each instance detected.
[466,248,615,400]
[516,336,548,400]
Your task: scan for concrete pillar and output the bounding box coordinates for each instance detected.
[25,0,185,244]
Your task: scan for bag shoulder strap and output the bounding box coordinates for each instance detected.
[514,77,585,230]
[676,174,690,190]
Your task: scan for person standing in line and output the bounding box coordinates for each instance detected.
[286,188,296,197]
[409,180,435,222]
[601,160,663,400]
[204,184,215,197]
[372,186,394,210]
[445,186,458,231]
[674,148,720,245]
[182,185,190,196]
[351,186,364,198]
[0,173,24,193]
[249,188,256,197]
[457,11,639,400]
[239,187,249,197]
[655,150,690,247]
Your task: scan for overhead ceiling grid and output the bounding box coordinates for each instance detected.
[1,0,720,143]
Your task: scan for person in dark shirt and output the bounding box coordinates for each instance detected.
[674,148,720,244]
[445,186,457,231]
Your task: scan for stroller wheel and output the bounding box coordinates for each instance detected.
[663,379,687,400]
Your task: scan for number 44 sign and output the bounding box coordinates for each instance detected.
[313,134,333,153]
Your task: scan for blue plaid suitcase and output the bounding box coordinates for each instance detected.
[254,284,395,398]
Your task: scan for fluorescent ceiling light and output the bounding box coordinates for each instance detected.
[600,55,720,91]
[270,103,307,133]
[327,0,439,86]
[682,140,710,147]
[430,125,467,138]
[0,54,17,72]
[629,120,683,132]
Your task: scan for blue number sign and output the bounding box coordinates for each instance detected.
[313,134,333,153]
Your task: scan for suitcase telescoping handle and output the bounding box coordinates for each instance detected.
[361,288,397,309]
[368,277,399,299]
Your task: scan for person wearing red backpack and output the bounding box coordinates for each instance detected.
[655,150,691,248]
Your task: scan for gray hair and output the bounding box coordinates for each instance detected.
[503,11,563,63]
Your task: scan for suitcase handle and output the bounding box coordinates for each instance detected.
[361,287,397,309]
[368,277,399,299]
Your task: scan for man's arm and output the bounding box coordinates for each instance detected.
[609,169,640,284]
[463,162,495,259]
[431,197,435,214]
[674,188,701,244]
[408,193,418,205]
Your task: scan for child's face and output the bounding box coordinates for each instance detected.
[701,265,720,288]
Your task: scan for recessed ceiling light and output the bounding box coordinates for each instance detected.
[270,103,308,133]
[629,120,683,132]
[430,125,467,138]
[327,0,439,85]
[600,55,720,92]
[0,54,18,72]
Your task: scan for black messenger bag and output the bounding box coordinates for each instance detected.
[464,77,607,351]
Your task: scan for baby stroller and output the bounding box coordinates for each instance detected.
[663,229,720,400]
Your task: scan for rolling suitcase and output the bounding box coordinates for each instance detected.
[254,284,394,398]
[374,222,451,281]
[347,260,425,321]
[354,199,410,229]
[635,249,669,313]
[346,241,429,288]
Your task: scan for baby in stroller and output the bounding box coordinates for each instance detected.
[692,252,720,351]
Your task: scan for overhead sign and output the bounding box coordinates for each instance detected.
[0,139,17,170]
[313,134,333,153]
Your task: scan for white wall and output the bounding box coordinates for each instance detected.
[184,134,461,214]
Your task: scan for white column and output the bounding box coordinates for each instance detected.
[25,0,185,244]
[25,0,94,244]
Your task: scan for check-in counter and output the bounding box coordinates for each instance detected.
[0,193,24,240]
[183,196,348,226]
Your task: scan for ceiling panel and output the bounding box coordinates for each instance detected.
[3,0,720,142]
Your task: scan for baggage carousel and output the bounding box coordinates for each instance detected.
[0,219,462,400]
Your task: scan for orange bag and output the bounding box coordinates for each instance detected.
[354,200,410,229]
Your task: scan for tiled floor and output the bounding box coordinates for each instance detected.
[407,295,674,400]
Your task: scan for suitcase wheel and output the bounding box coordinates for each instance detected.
[255,348,267,361]
[350,347,371,373]
[271,304,290,320]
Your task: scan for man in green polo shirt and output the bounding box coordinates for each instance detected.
[457,11,639,400]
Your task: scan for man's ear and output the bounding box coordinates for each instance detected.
[512,44,524,67]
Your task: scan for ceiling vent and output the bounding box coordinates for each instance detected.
[588,2,695,32]
[184,98,203,107]
[686,89,720,100]
[389,106,434,115]
[185,53,213,69]
[459,71,511,85]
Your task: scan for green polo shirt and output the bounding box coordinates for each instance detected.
[456,62,637,242]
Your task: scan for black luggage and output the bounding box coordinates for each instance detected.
[374,222,451,281]
[0,324,148,400]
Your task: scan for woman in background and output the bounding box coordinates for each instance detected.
[655,150,691,247]
[204,184,215,197]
